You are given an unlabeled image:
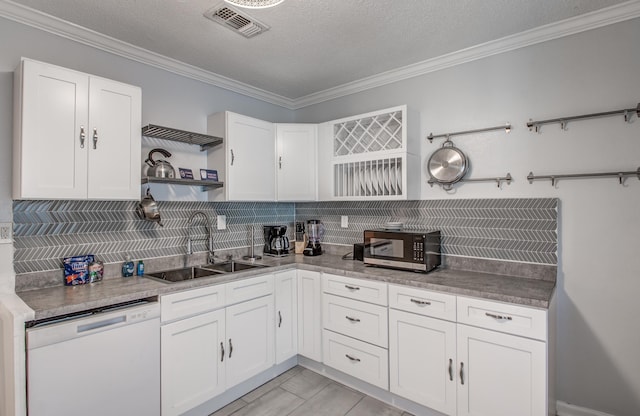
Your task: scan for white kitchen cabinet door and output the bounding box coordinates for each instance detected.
[225,112,275,201]
[161,309,226,416]
[389,309,457,416]
[225,294,275,388]
[297,270,323,361]
[276,123,317,201]
[456,324,547,416]
[15,59,89,199]
[275,270,298,364]
[87,76,141,199]
[14,58,141,200]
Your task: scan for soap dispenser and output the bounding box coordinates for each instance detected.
[122,255,135,277]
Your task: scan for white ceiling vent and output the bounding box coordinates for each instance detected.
[204,4,270,38]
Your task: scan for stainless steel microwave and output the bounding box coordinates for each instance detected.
[363,229,441,273]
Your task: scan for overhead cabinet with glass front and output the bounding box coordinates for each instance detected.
[13,58,141,200]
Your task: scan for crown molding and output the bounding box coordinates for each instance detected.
[0,0,294,108]
[2,0,639,110]
[291,0,640,109]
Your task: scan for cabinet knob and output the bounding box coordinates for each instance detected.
[460,362,464,385]
[278,311,282,328]
[279,156,282,169]
[485,312,513,321]
[410,298,431,306]
[229,338,233,358]
[345,316,361,323]
[220,342,225,362]
[344,285,360,291]
[449,358,453,381]
[92,128,98,150]
[230,149,235,166]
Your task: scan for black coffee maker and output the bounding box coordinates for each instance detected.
[263,225,290,256]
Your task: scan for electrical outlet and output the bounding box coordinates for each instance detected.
[0,223,12,244]
[217,215,226,230]
[341,216,348,228]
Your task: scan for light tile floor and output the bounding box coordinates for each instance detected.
[210,366,414,416]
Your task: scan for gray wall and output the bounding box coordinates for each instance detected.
[297,19,640,416]
[1,13,639,416]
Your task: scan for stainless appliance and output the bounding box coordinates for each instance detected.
[263,225,290,256]
[364,229,441,272]
[26,300,160,416]
[303,219,324,256]
[145,148,176,178]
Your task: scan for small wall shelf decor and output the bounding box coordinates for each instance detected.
[142,124,223,151]
[141,176,224,192]
[527,168,640,186]
[427,173,512,189]
[426,123,511,143]
[527,103,640,133]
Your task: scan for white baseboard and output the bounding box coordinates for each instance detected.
[557,400,617,416]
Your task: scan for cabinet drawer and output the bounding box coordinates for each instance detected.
[322,273,388,306]
[322,330,389,390]
[389,285,456,321]
[161,285,225,323]
[323,294,388,348]
[457,296,547,341]
[226,274,274,305]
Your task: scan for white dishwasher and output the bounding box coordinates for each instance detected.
[26,300,160,416]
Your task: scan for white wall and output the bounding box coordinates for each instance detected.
[1,12,639,416]
[297,18,640,416]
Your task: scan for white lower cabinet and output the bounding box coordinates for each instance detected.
[225,294,276,388]
[160,274,275,416]
[323,330,389,390]
[161,309,226,416]
[275,270,298,364]
[456,321,547,416]
[389,309,457,415]
[297,270,322,361]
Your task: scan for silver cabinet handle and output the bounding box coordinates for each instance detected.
[448,358,453,381]
[230,149,235,166]
[77,315,125,333]
[345,354,361,362]
[485,312,513,321]
[345,285,360,291]
[229,338,233,358]
[220,342,225,362]
[92,128,98,149]
[279,156,282,169]
[278,311,282,328]
[460,362,464,385]
[345,316,361,323]
[79,126,86,148]
[410,298,431,306]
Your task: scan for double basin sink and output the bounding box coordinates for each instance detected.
[146,261,267,283]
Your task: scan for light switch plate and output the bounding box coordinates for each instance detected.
[217,215,226,230]
[0,223,12,244]
[341,216,348,228]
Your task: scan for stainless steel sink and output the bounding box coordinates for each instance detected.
[145,261,267,283]
[146,266,224,283]
[203,261,267,273]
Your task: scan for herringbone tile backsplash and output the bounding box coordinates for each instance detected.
[13,198,557,274]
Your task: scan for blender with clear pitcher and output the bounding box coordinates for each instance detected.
[303,219,324,256]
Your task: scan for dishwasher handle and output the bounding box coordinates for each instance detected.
[77,315,126,333]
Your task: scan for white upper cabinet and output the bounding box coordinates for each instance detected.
[317,105,420,201]
[207,111,276,201]
[276,123,317,201]
[13,58,141,200]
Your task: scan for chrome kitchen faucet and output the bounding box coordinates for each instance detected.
[187,211,214,264]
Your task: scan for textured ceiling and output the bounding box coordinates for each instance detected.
[7,0,630,99]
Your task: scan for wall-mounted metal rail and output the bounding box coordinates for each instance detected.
[428,173,512,189]
[527,103,640,133]
[426,123,511,142]
[527,168,640,186]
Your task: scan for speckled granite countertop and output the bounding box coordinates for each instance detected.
[17,253,556,321]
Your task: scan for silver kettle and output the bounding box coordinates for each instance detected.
[136,188,163,226]
[145,148,176,178]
